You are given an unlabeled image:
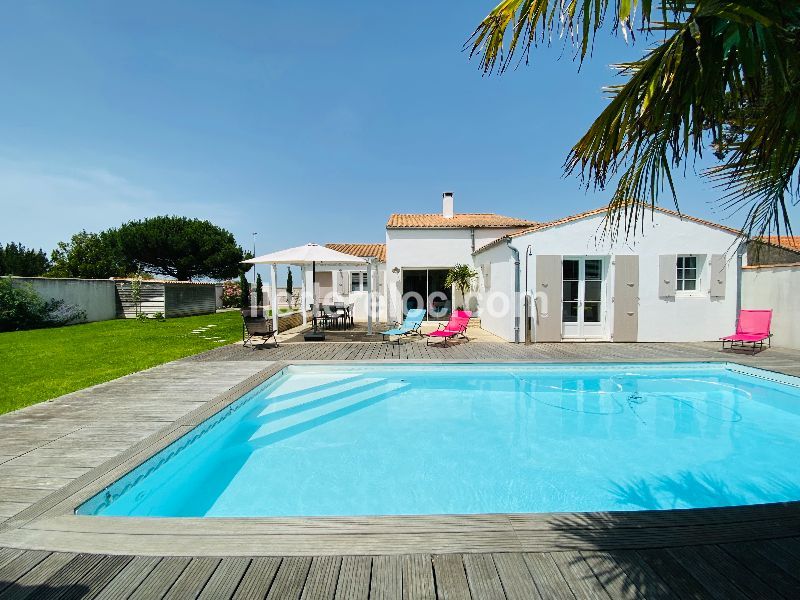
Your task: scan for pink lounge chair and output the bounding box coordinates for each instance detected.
[426,310,472,346]
[721,309,773,354]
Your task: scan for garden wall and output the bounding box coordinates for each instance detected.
[742,263,800,349]
[115,280,217,318]
[10,277,117,322]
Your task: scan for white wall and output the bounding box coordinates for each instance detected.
[385,227,523,322]
[742,264,800,349]
[11,277,117,322]
[477,211,743,342]
[474,242,518,342]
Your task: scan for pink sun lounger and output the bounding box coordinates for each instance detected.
[426,310,472,346]
[721,309,773,354]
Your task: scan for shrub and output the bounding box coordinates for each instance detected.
[221,280,242,308]
[0,277,86,332]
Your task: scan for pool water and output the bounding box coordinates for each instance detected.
[78,363,800,517]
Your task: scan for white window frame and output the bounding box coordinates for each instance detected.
[676,255,704,297]
[351,271,368,292]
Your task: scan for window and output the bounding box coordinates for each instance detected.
[676,255,697,292]
[351,271,368,291]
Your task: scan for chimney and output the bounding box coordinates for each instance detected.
[442,192,454,219]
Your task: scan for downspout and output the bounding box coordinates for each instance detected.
[508,239,521,343]
[470,228,475,253]
[736,240,747,315]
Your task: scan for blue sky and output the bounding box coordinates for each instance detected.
[0,1,784,272]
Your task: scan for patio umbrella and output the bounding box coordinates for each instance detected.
[242,243,370,340]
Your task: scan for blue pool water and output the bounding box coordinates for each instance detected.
[78,363,800,517]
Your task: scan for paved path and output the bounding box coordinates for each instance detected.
[2,342,800,598]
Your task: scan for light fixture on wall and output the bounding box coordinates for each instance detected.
[391,267,400,274]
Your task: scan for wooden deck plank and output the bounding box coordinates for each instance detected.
[690,545,777,600]
[196,558,250,600]
[462,554,504,600]
[0,552,76,600]
[636,549,711,600]
[300,556,341,600]
[265,556,311,600]
[231,557,281,600]
[603,550,673,600]
[92,556,161,600]
[720,542,800,599]
[370,555,402,600]
[664,546,751,600]
[579,552,643,600]
[431,554,469,600]
[334,556,371,600]
[522,553,574,600]
[550,551,611,600]
[401,554,435,600]
[161,557,220,600]
[490,553,542,600]
[63,555,133,600]
[26,553,105,600]
[0,552,50,595]
[0,549,23,571]
[747,540,800,584]
[127,557,190,600]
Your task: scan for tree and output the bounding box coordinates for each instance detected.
[116,216,246,281]
[445,264,478,309]
[286,268,294,296]
[239,273,251,308]
[468,1,800,238]
[0,243,50,276]
[47,230,132,279]
[256,273,264,307]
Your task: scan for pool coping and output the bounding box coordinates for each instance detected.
[2,359,800,556]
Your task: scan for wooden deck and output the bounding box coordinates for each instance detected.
[2,341,800,597]
[2,540,800,599]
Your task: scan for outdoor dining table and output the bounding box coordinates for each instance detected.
[311,304,353,330]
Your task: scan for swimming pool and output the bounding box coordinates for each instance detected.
[77,363,800,517]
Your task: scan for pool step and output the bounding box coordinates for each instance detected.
[248,381,409,445]
[256,377,385,422]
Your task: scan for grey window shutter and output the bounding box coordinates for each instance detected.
[709,254,726,297]
[659,255,676,297]
[535,255,562,342]
[613,255,639,342]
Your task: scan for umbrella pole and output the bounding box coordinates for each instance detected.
[312,260,317,333]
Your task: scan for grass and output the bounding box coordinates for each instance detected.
[0,311,245,415]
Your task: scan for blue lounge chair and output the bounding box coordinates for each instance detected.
[381,308,426,344]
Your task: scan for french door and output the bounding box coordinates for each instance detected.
[562,258,605,339]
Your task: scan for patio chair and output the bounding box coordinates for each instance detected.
[721,309,772,354]
[242,315,278,349]
[381,308,426,344]
[426,310,472,346]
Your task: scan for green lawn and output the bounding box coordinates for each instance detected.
[0,311,244,415]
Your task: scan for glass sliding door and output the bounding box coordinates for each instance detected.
[401,268,453,321]
[562,257,605,339]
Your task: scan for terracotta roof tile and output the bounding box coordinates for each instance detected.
[387,213,536,229]
[325,243,386,262]
[473,205,742,254]
[757,236,800,251]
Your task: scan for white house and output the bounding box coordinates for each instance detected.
[474,206,745,343]
[302,192,747,343]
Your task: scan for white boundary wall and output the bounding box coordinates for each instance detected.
[10,277,117,322]
[741,264,800,349]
